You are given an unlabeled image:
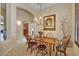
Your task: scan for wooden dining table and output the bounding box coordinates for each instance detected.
[35,37,57,56]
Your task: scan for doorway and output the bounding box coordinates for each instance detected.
[23,21,28,37]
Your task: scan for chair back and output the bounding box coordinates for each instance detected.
[26,36,32,43]
[62,35,71,47]
[56,35,71,56]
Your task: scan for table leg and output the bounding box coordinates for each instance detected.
[53,44,55,51]
[49,44,52,56]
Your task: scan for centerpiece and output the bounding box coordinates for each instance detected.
[38,31,43,38]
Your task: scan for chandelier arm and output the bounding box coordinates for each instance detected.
[35,3,43,25]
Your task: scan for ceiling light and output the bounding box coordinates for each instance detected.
[17,21,21,26]
[35,3,43,25]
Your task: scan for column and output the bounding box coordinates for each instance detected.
[6,3,17,40]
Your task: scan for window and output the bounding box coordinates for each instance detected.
[31,23,35,35]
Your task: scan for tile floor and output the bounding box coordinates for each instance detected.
[5,42,74,56]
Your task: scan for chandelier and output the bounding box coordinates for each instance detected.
[35,3,43,25]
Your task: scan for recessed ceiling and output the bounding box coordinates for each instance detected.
[23,3,57,11]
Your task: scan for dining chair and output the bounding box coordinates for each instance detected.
[26,36,37,54]
[55,35,71,56]
[36,38,48,56]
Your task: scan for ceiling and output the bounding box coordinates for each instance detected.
[23,3,57,12]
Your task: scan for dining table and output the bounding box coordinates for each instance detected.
[35,36,57,56]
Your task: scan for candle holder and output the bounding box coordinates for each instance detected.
[38,31,43,38]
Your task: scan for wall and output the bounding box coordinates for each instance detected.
[16,7,34,41]
[16,3,38,18]
[35,4,73,40]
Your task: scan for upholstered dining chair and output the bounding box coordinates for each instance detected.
[36,38,48,56]
[26,36,37,54]
[55,35,71,56]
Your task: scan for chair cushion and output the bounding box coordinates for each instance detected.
[38,45,46,50]
[28,42,36,46]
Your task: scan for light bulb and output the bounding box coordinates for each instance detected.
[40,16,42,20]
[0,22,3,24]
[45,18,47,20]
[17,21,21,26]
[35,17,38,22]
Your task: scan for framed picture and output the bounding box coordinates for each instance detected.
[43,14,56,31]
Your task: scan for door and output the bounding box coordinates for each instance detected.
[23,22,28,37]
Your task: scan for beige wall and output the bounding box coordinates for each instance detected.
[35,4,73,40]
[16,3,38,17]
[16,8,34,40]
[16,7,34,41]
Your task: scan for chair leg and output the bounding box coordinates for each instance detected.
[35,44,38,49]
[30,47,33,54]
[46,49,48,55]
[60,52,62,56]
[43,49,48,56]
[53,45,55,51]
[41,51,44,56]
[64,52,66,56]
[26,46,29,51]
[33,44,37,50]
[55,50,58,56]
[40,49,48,56]
[36,50,40,56]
